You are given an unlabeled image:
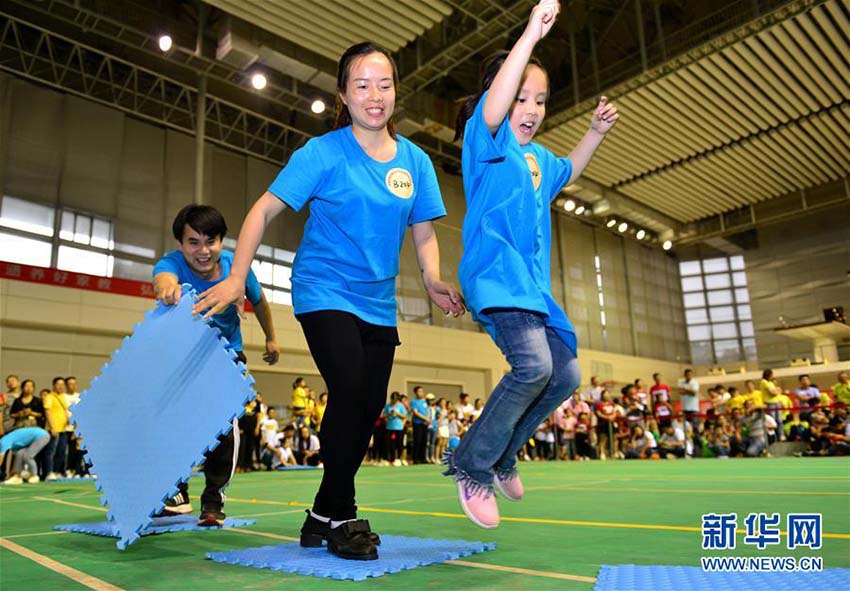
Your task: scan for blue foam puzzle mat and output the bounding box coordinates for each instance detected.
[70,284,255,549]
[206,535,496,580]
[55,515,255,538]
[594,565,850,591]
[276,465,320,471]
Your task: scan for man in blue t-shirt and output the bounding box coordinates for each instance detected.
[409,386,431,464]
[383,392,408,466]
[152,204,279,526]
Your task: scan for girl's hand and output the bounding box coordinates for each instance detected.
[523,0,561,43]
[591,96,619,134]
[424,279,466,317]
[194,276,245,319]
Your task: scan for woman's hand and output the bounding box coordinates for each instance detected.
[424,279,466,317]
[194,276,245,319]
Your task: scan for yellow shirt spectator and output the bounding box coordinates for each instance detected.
[314,400,327,432]
[292,386,308,410]
[819,391,832,407]
[833,376,850,405]
[43,391,69,434]
[727,393,746,411]
[747,389,764,408]
[760,378,780,405]
[775,393,793,421]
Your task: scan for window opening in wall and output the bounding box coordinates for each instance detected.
[680,255,756,365]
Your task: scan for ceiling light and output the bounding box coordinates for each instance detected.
[662,240,673,251]
[636,229,646,240]
[251,72,267,90]
[606,219,617,228]
[311,99,326,114]
[158,34,173,52]
[574,205,585,215]
[617,222,628,233]
[564,199,576,212]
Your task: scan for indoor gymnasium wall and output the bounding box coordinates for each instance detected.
[1,73,688,397]
[743,201,850,368]
[0,279,686,405]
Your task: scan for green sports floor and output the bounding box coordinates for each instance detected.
[1,457,848,590]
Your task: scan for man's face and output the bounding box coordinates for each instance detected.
[177,225,222,279]
[66,378,78,393]
[5,376,19,391]
[53,379,66,394]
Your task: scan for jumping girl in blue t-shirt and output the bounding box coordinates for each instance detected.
[444,0,619,529]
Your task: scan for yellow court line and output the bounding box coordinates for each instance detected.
[0,537,125,591]
[446,559,596,583]
[4,531,71,539]
[526,485,850,496]
[34,496,107,512]
[226,500,850,541]
[228,528,299,542]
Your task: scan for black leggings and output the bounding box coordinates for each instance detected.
[298,310,398,520]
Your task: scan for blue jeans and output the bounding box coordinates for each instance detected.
[426,428,437,461]
[446,310,581,488]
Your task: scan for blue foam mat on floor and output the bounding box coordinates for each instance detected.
[206,535,495,580]
[55,515,255,538]
[70,284,256,549]
[594,565,850,591]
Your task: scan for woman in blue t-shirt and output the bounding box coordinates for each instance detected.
[196,42,464,560]
[443,0,618,529]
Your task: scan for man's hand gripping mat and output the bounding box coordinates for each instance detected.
[71,284,255,549]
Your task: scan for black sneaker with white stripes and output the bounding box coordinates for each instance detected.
[155,491,192,517]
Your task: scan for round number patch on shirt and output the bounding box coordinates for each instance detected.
[524,153,542,190]
[385,168,414,199]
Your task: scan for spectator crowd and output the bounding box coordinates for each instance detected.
[3,369,849,484]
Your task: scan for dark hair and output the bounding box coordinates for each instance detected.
[21,379,34,390]
[684,368,693,374]
[652,373,660,380]
[454,50,548,141]
[172,204,227,242]
[6,374,18,381]
[40,388,50,395]
[65,376,77,382]
[52,376,65,386]
[413,386,423,394]
[763,369,773,379]
[334,42,398,139]
[292,377,304,389]
[799,374,810,380]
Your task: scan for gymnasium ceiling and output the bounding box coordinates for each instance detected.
[2,0,848,244]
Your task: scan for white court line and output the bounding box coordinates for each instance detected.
[0,537,125,591]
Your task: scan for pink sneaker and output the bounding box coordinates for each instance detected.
[494,471,523,501]
[456,480,499,529]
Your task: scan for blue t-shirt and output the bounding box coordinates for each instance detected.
[384,402,408,431]
[427,405,438,432]
[410,398,429,425]
[153,250,263,352]
[459,91,577,354]
[0,427,49,453]
[267,126,446,326]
